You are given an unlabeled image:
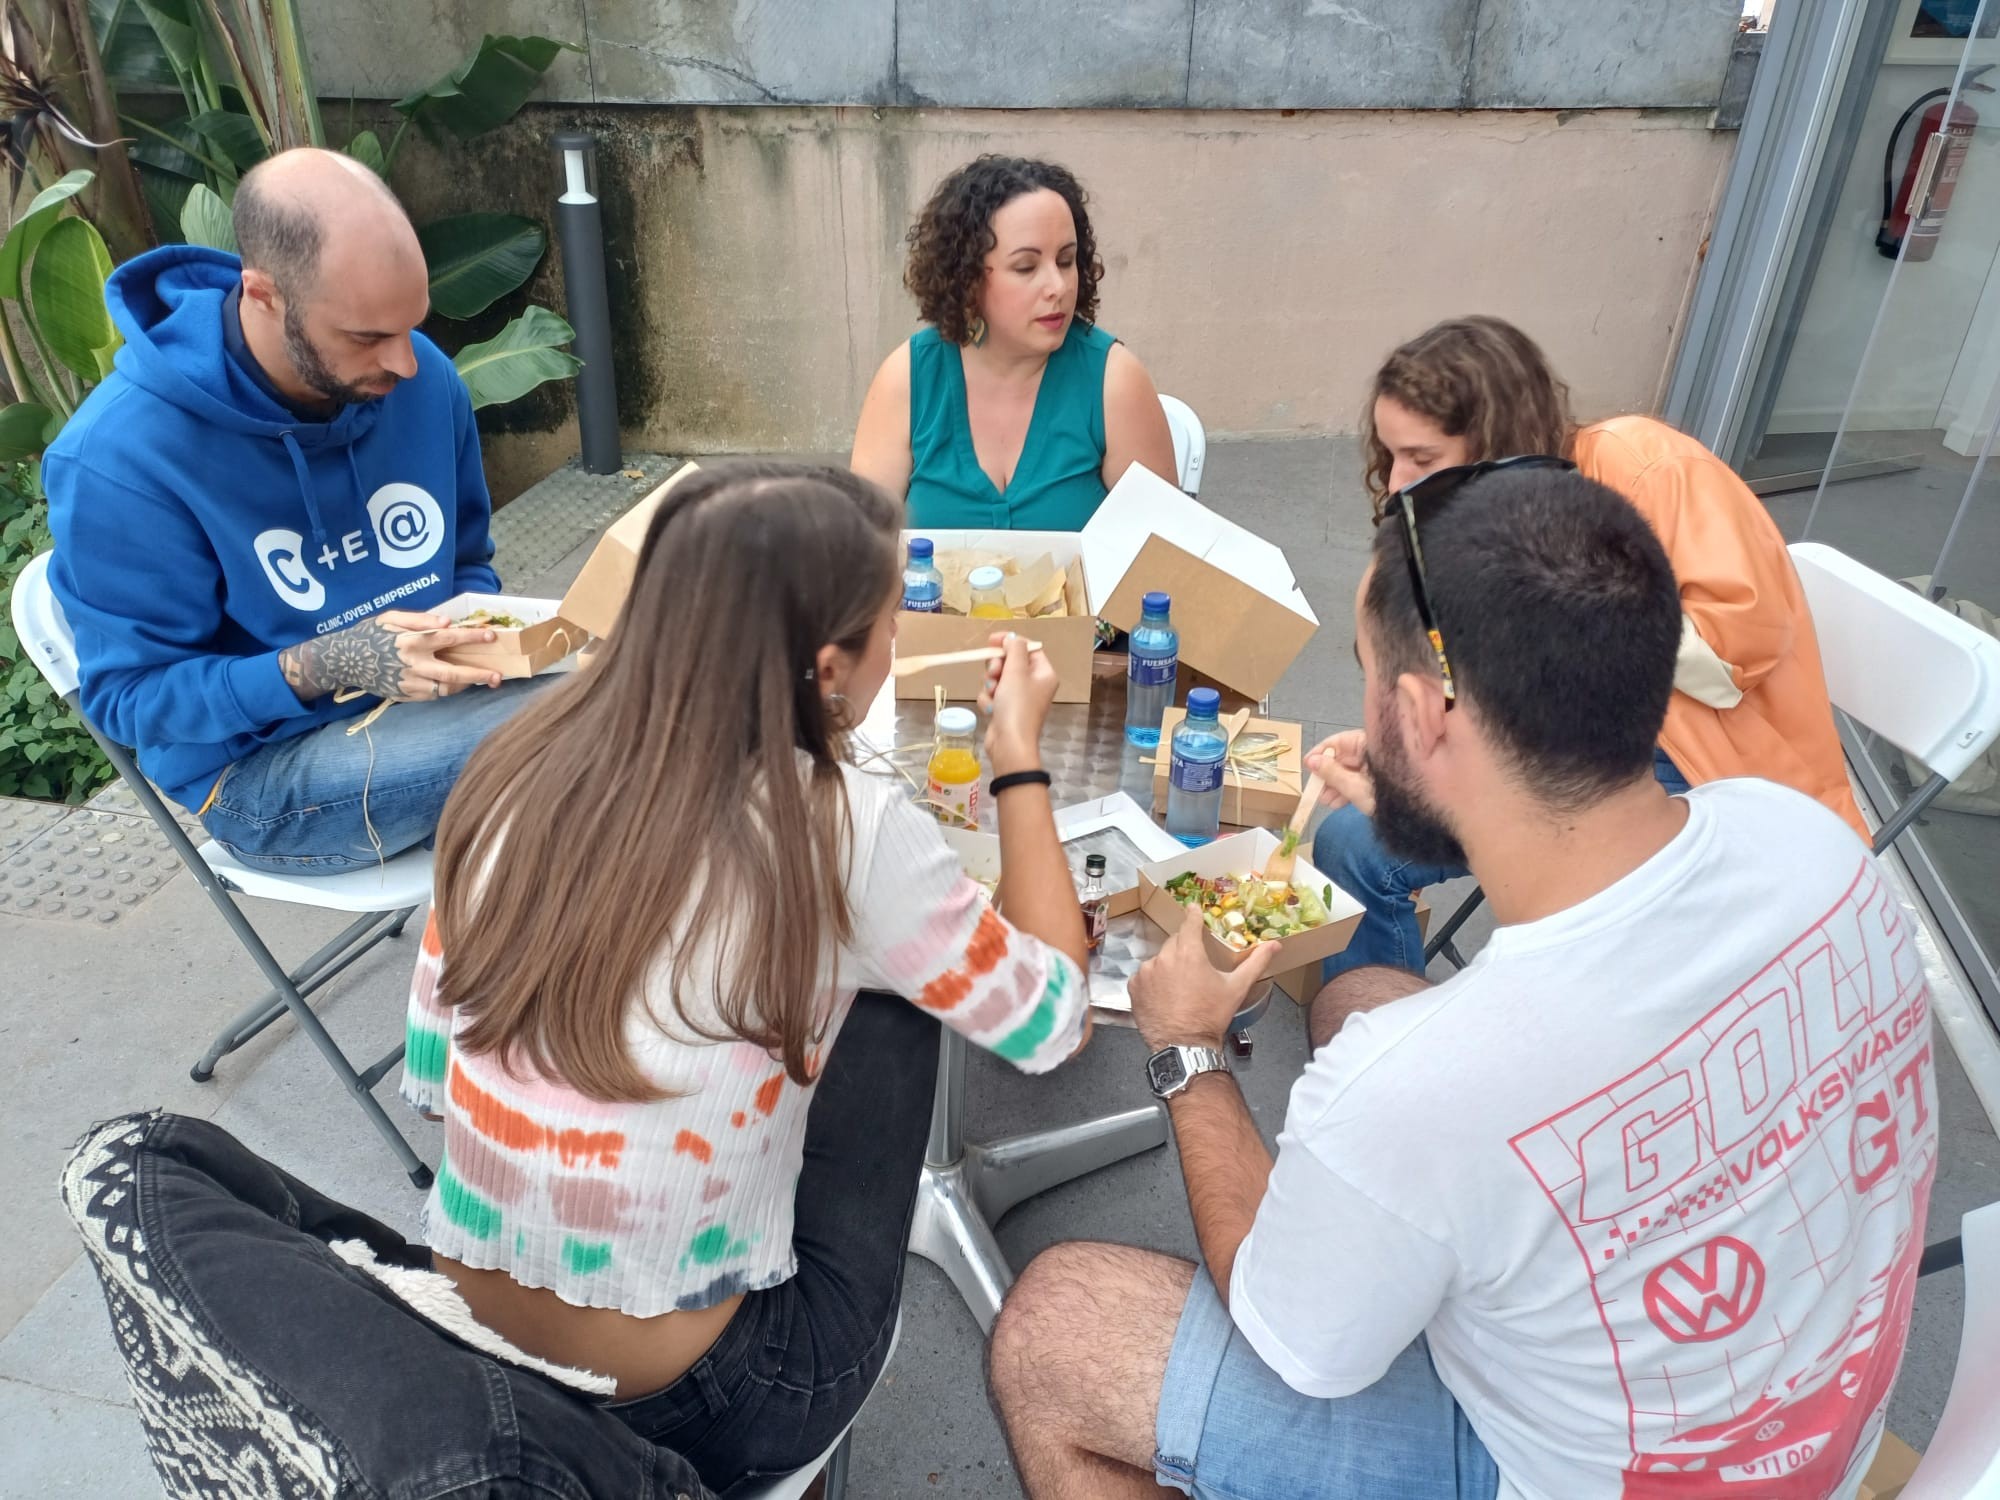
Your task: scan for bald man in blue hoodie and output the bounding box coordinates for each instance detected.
[44,148,552,874]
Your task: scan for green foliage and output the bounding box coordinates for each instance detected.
[30,217,122,382]
[419,213,545,320]
[179,182,236,251]
[0,464,112,803]
[393,35,583,142]
[453,305,581,410]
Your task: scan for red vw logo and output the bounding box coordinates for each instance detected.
[1642,1236,1766,1343]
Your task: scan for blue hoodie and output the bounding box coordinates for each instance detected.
[44,246,499,812]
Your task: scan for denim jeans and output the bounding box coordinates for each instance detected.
[61,1110,714,1499]
[1313,748,1692,982]
[200,676,555,874]
[604,991,941,1497]
[1154,1268,1499,1500]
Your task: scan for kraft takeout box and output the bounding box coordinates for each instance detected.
[558,461,704,640]
[1148,709,1305,831]
[896,462,1319,707]
[894,531,1097,704]
[434,592,585,678]
[1137,828,1362,977]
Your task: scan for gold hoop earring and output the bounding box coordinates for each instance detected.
[967,317,987,348]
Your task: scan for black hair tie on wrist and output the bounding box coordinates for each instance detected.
[989,769,1053,798]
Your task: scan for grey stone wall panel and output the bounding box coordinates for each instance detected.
[1188,0,1476,110]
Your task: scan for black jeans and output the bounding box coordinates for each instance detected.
[604,990,942,1496]
[65,1110,713,1499]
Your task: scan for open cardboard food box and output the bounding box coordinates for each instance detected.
[1137,827,1363,982]
[896,462,1320,706]
[895,532,1098,703]
[1149,708,1306,831]
[434,593,586,679]
[435,461,705,678]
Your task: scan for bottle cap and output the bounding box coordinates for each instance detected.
[1084,854,1107,876]
[967,565,1005,590]
[1142,590,1171,614]
[1187,687,1221,717]
[936,706,977,735]
[908,537,934,560]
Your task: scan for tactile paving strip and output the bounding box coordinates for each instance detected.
[490,454,682,591]
[1,807,181,923]
[0,796,69,859]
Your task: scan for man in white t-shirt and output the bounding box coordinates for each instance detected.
[986,461,1938,1500]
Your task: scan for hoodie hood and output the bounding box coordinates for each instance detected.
[105,244,385,547]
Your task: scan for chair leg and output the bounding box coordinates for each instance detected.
[1423,887,1485,971]
[821,1429,853,1500]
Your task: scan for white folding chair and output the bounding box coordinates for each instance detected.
[1425,543,2000,972]
[1159,393,1207,497]
[1902,1200,2000,1498]
[1789,541,2000,852]
[11,552,434,1186]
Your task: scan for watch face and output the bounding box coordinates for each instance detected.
[1148,1049,1188,1093]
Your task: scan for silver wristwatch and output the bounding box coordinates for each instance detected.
[1146,1044,1229,1100]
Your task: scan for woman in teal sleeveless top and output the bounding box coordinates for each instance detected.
[851,157,1176,530]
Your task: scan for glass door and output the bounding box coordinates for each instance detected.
[1734,0,2000,1019]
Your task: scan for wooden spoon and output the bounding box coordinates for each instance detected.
[891,640,1045,678]
[1260,771,1325,886]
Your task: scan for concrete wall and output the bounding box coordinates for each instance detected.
[311,0,1743,111]
[384,103,1734,492]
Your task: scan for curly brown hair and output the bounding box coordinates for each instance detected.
[903,156,1103,345]
[1362,316,1577,519]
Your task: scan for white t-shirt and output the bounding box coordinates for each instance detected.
[1232,780,1938,1500]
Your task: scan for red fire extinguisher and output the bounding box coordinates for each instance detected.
[1879,66,1994,261]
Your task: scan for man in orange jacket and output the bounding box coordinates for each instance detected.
[1309,315,1866,980]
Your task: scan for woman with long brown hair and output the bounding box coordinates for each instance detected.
[401,462,1093,1492]
[1305,316,1863,984]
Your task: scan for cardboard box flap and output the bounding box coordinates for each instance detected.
[434,591,583,677]
[1080,463,1318,629]
[558,461,703,640]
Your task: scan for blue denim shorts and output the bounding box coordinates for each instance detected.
[1153,1269,1501,1500]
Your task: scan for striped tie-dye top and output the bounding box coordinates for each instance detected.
[401,763,1089,1318]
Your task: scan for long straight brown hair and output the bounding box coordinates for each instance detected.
[431,463,902,1103]
[1361,315,1577,519]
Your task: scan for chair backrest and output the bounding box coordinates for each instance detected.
[1158,394,1207,497]
[1901,1199,2000,1498]
[10,550,80,699]
[1789,542,2000,785]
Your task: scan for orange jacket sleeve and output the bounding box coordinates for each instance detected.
[1593,436,1795,693]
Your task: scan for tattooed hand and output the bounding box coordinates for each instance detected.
[277,610,503,704]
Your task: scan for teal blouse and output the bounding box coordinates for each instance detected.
[906,320,1116,531]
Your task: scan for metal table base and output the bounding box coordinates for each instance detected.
[909,1029,1168,1331]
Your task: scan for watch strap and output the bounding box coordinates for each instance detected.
[1149,1043,1229,1099]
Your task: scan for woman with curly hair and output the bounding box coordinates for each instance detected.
[851,156,1177,529]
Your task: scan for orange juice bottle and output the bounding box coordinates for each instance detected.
[926,707,982,828]
[967,565,1013,620]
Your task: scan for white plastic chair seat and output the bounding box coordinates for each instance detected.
[1158,394,1207,497]
[734,1312,902,1500]
[1790,542,2000,783]
[1901,1201,2000,1498]
[198,840,435,915]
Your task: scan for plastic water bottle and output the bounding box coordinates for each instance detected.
[1166,687,1227,847]
[1123,591,1178,748]
[902,537,943,613]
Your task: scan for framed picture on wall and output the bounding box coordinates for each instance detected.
[1886,0,2000,64]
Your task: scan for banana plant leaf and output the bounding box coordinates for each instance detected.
[393,35,581,141]
[0,170,94,299]
[180,183,236,251]
[92,0,182,90]
[451,305,580,411]
[188,109,267,172]
[345,129,385,177]
[0,403,57,464]
[419,213,546,320]
[30,217,122,382]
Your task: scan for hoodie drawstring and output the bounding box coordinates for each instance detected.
[280,430,328,547]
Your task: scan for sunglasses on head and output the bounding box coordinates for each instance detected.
[1376,455,1575,709]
